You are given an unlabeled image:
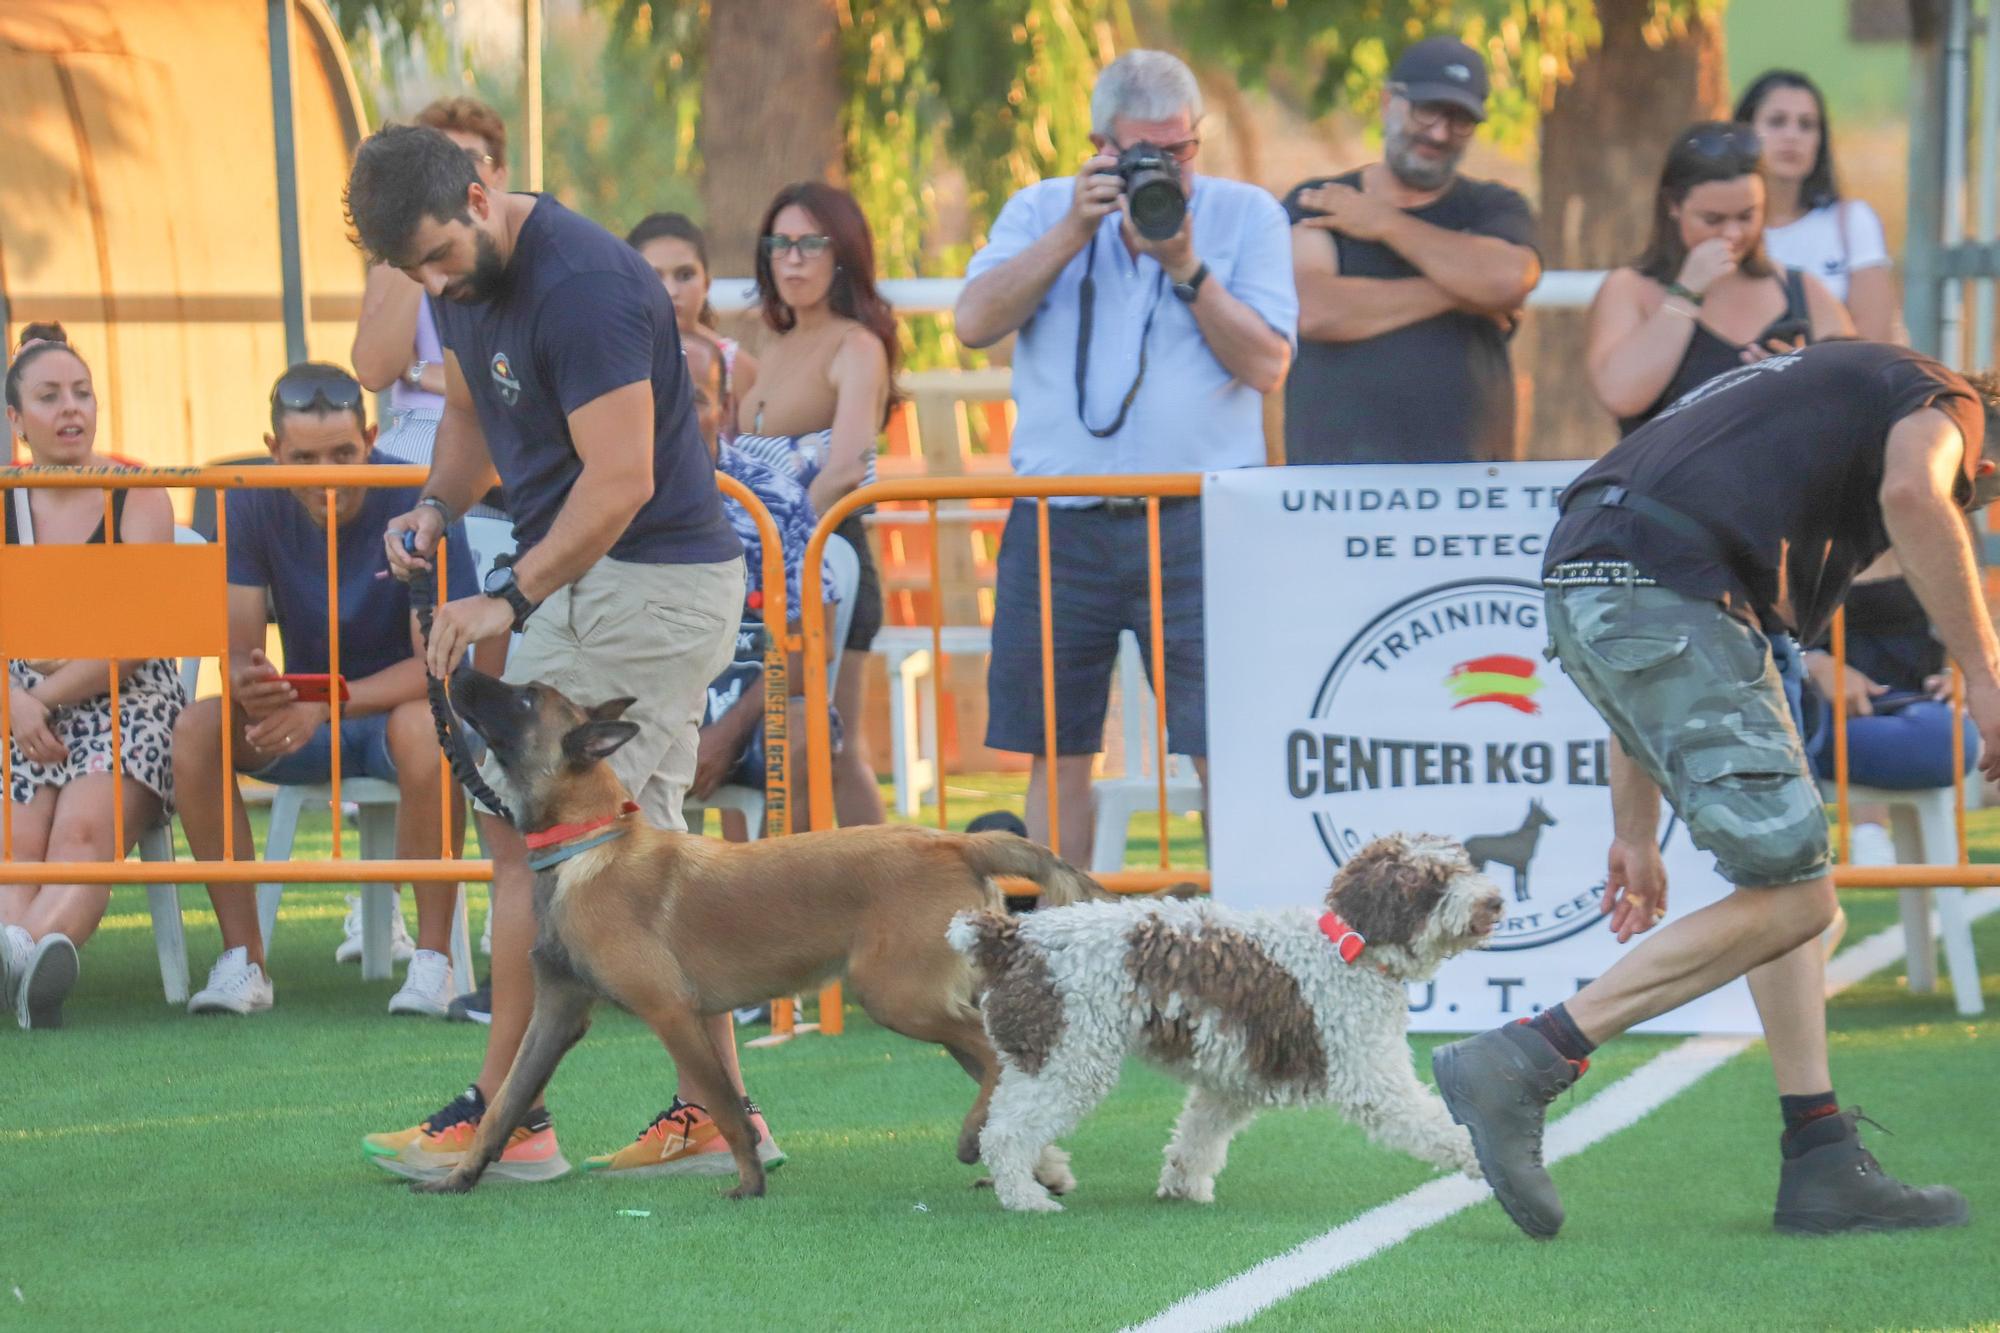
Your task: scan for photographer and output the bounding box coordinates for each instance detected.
[955,49,1294,862]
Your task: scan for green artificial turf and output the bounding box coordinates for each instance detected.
[0,793,1992,1330]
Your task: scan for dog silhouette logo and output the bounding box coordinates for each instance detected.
[490,352,521,407]
[1464,799,1557,903]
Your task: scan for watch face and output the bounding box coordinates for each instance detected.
[482,566,513,597]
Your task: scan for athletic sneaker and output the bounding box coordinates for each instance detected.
[388,949,454,1018]
[15,932,79,1030]
[1774,1109,1970,1234]
[333,893,415,965]
[363,1085,571,1184]
[187,947,274,1016]
[583,1097,786,1177]
[446,980,493,1025]
[1,924,32,1012]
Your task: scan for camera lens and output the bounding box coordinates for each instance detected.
[1127,174,1185,240]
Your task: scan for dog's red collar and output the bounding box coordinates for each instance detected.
[524,802,641,852]
[1318,911,1366,964]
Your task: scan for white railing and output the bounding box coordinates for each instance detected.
[708,270,1610,316]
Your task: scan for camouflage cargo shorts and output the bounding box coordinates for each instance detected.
[1544,561,1831,888]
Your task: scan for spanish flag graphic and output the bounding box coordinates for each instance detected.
[1445,654,1543,715]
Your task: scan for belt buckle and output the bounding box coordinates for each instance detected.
[1102,496,1148,515]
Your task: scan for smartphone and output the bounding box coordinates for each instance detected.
[1757,317,1812,348]
[277,673,350,704]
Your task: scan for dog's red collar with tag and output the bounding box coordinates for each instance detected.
[1318,911,1366,964]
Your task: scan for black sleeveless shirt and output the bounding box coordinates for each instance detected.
[1616,269,1810,436]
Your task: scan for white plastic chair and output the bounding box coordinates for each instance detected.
[686,534,860,840]
[137,527,213,1004]
[1089,630,1204,875]
[1818,776,1985,1016]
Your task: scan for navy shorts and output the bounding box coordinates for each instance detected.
[985,498,1206,758]
[247,713,399,786]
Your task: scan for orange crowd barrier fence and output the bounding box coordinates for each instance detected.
[0,465,788,888]
[775,474,1209,1040]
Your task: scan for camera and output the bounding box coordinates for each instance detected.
[1114,142,1186,241]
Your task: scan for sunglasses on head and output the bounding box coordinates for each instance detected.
[1682,124,1762,164]
[761,233,833,260]
[271,367,364,416]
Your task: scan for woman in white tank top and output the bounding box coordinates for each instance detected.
[1736,70,1898,341]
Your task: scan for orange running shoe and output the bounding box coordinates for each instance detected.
[363,1086,571,1183]
[583,1097,785,1177]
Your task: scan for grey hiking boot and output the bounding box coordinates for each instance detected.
[1774,1110,1970,1235]
[1431,1021,1584,1239]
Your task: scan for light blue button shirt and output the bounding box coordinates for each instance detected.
[967,175,1296,502]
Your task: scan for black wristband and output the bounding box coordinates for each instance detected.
[1664,281,1704,308]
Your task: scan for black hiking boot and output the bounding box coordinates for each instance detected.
[1774,1110,1970,1235]
[1431,1021,1584,1239]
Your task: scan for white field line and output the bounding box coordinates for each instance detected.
[1126,892,1999,1333]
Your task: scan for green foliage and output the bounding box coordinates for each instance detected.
[456,19,701,232]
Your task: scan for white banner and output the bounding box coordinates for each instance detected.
[1203,463,1758,1035]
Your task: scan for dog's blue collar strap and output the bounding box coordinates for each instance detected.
[526,825,631,872]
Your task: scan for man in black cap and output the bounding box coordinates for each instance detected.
[1281,35,1541,465]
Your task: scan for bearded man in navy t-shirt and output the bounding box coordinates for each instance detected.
[344,125,767,1186]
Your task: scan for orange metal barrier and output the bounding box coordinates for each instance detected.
[1825,605,1997,885]
[774,475,1208,1040]
[0,465,788,885]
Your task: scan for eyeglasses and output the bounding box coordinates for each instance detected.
[1392,90,1480,136]
[463,148,497,170]
[1108,136,1201,164]
[761,233,833,260]
[271,367,364,416]
[1682,124,1763,164]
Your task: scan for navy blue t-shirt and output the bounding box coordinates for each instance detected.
[225,453,476,679]
[430,195,740,566]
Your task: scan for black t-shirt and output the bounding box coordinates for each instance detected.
[1281,172,1538,465]
[431,196,739,566]
[1545,342,1985,644]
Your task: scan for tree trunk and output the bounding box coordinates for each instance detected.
[1522,0,1729,460]
[696,0,846,278]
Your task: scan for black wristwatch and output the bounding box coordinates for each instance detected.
[482,559,536,633]
[1171,262,1210,304]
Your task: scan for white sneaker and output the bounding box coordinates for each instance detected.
[334,893,416,965]
[480,906,492,957]
[17,933,79,1030]
[189,947,275,1015]
[1849,822,1898,866]
[388,949,454,1018]
[1,924,32,1010]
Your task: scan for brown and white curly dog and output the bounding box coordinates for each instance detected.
[947,833,1506,1212]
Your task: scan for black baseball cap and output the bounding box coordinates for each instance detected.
[1388,36,1489,122]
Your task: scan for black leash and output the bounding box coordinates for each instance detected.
[404,533,517,825]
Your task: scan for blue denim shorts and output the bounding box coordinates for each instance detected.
[247,713,399,786]
[985,498,1206,758]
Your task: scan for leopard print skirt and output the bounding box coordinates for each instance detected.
[6,658,186,812]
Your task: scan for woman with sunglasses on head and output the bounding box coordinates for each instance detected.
[627,212,761,445]
[1,323,185,1029]
[734,182,898,828]
[1736,70,1899,343]
[1586,121,1852,435]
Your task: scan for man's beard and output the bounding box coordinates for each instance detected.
[442,230,508,304]
[1385,126,1464,192]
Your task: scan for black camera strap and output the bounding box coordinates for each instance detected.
[1075,228,1166,439]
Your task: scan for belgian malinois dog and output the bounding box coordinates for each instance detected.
[411,669,1105,1200]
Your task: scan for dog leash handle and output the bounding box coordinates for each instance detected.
[404,529,517,825]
